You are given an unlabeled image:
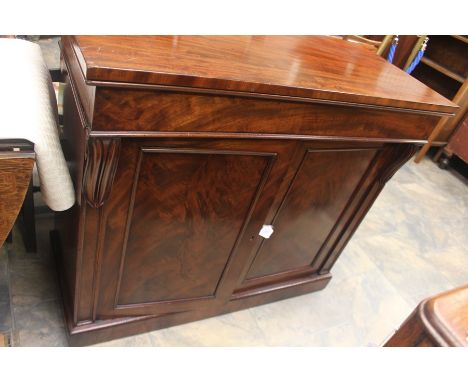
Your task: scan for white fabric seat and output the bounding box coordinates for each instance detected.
[0,38,74,211]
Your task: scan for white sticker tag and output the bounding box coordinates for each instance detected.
[259,225,274,239]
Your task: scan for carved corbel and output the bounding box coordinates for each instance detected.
[378,144,419,186]
[83,138,121,208]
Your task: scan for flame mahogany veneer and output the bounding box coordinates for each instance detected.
[53,36,457,346]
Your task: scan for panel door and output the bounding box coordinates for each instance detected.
[234,142,382,295]
[96,138,297,317]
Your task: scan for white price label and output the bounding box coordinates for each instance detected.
[259,225,274,239]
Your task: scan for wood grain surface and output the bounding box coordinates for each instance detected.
[245,148,378,280]
[117,148,273,305]
[91,87,440,142]
[69,35,456,114]
[0,153,34,247]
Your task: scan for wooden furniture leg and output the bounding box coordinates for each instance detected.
[414,116,450,162]
[18,178,37,253]
[415,79,468,163]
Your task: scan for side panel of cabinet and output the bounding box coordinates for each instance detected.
[95,139,297,317]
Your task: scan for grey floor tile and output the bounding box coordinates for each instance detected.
[332,239,378,282]
[419,244,468,288]
[14,299,67,347]
[303,317,397,347]
[0,301,12,333]
[94,333,154,347]
[148,309,269,346]
[8,257,59,306]
[248,262,413,346]
[356,234,459,306]
[16,327,67,347]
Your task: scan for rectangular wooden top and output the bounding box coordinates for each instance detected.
[422,285,468,347]
[69,35,457,115]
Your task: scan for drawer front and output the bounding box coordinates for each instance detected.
[92,87,439,142]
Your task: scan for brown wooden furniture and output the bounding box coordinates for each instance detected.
[385,285,468,347]
[53,35,456,346]
[0,140,35,248]
[413,35,468,165]
[341,35,393,55]
[344,35,426,70]
[444,114,468,165]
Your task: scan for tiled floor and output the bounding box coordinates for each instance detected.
[1,157,466,346]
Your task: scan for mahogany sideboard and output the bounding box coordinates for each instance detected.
[53,36,457,346]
